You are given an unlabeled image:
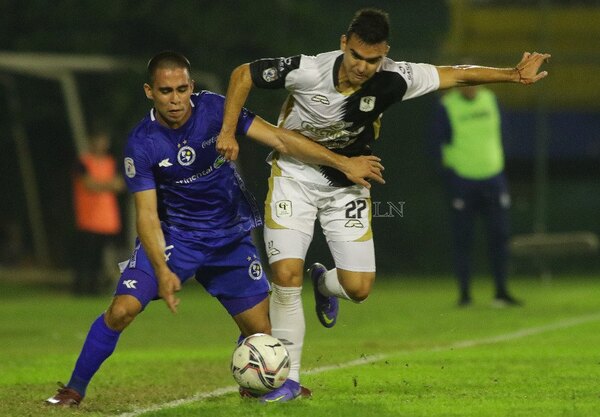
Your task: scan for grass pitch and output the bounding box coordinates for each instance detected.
[0,273,599,417]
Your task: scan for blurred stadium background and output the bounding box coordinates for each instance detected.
[0,0,598,285]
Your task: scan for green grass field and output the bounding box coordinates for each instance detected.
[1,274,599,417]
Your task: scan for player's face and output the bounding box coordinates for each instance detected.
[144,67,194,129]
[340,34,389,87]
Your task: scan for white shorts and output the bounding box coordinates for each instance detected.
[263,176,376,272]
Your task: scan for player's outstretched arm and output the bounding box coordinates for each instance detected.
[246,116,385,188]
[436,52,551,90]
[134,190,181,314]
[216,63,254,161]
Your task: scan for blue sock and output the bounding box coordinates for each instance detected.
[67,314,121,396]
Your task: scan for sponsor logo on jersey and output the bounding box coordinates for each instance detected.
[213,155,226,169]
[158,158,173,167]
[299,121,364,147]
[201,135,218,149]
[311,95,330,105]
[275,200,292,217]
[124,157,136,178]
[248,260,263,280]
[398,62,413,81]
[262,67,279,82]
[359,96,376,112]
[175,155,227,184]
[177,146,196,166]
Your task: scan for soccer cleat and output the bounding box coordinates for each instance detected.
[260,379,312,403]
[309,263,338,328]
[45,382,83,407]
[492,294,523,308]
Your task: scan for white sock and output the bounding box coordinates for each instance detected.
[318,268,352,300]
[269,284,305,383]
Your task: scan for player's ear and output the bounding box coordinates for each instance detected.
[340,34,347,52]
[143,83,153,100]
[190,79,195,92]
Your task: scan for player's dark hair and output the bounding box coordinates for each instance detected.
[346,8,390,44]
[147,51,191,84]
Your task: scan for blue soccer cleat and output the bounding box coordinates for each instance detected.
[260,379,312,403]
[308,263,338,328]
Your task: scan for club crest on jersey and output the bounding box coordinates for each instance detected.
[177,146,196,166]
[124,157,136,178]
[360,96,376,112]
[248,260,263,280]
[262,67,279,82]
[275,200,292,217]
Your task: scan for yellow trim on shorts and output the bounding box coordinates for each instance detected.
[373,116,381,140]
[265,155,287,230]
[354,197,373,242]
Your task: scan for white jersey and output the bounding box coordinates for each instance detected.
[249,50,440,186]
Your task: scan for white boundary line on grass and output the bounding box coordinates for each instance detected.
[114,312,600,417]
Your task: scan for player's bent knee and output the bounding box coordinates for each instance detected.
[105,295,141,331]
[270,260,304,287]
[341,272,376,303]
[346,286,371,303]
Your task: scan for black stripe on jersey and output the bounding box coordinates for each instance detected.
[319,67,408,187]
[249,56,301,89]
[342,70,408,126]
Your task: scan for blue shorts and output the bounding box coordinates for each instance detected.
[115,223,269,316]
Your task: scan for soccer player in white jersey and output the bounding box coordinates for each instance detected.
[216,8,551,402]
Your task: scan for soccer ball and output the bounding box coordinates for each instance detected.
[231,333,290,394]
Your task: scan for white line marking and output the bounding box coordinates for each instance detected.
[113,312,600,417]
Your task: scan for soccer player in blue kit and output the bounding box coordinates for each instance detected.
[45,51,385,407]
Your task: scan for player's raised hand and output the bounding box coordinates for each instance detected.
[515,52,551,85]
[157,268,181,314]
[343,155,385,189]
[216,132,240,161]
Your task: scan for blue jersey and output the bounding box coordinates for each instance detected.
[123,91,262,236]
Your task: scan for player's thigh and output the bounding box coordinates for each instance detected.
[329,240,376,301]
[318,185,372,242]
[116,225,204,309]
[264,176,317,264]
[318,185,374,262]
[197,233,270,318]
[232,296,270,337]
[264,176,318,232]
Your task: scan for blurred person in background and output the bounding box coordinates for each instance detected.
[432,82,521,308]
[217,8,548,401]
[46,51,383,407]
[72,127,125,295]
